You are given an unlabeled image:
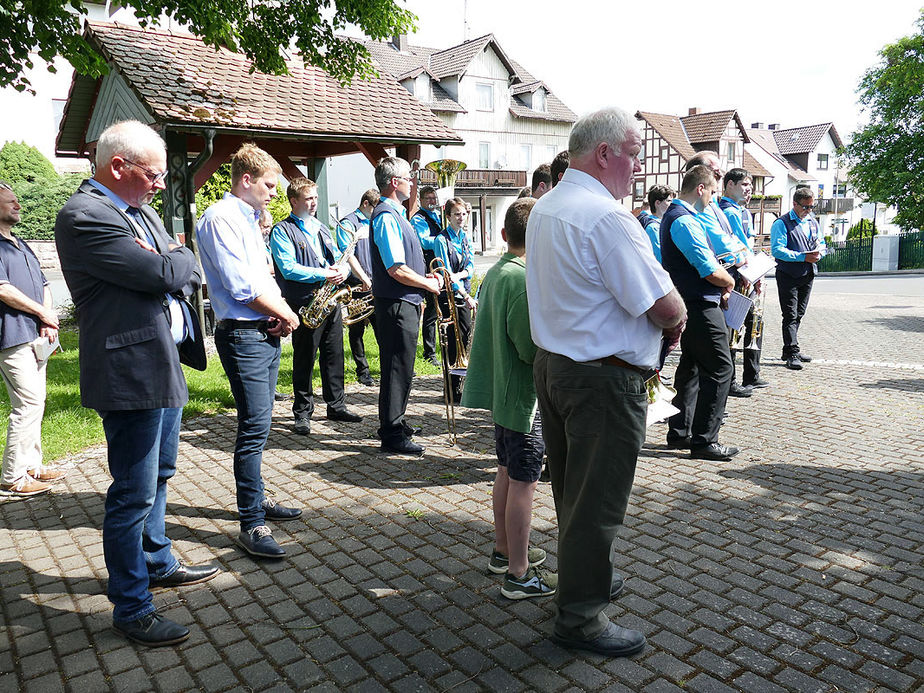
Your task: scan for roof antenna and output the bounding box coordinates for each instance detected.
[463,0,470,41]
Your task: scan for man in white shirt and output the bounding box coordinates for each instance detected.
[527,107,686,657]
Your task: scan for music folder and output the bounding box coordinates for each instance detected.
[723,291,753,331]
[738,252,775,284]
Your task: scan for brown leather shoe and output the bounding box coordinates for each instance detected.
[29,465,69,482]
[0,475,51,497]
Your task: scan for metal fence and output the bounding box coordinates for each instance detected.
[898,230,924,269]
[817,236,873,272]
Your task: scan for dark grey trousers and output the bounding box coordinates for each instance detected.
[533,349,647,640]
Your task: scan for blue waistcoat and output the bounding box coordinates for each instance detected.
[340,211,372,277]
[371,201,426,305]
[273,215,337,306]
[660,203,722,304]
[776,214,820,279]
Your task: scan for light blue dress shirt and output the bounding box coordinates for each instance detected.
[719,197,752,250]
[410,208,439,252]
[196,193,277,321]
[644,219,662,262]
[433,225,474,292]
[372,197,408,269]
[771,210,827,262]
[336,209,369,251]
[270,214,336,285]
[667,199,721,278]
[700,201,749,266]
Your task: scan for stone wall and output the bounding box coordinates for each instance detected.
[28,240,61,271]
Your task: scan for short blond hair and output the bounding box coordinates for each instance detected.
[230,143,280,184]
[287,177,317,201]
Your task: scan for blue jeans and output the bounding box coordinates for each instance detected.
[214,324,280,531]
[100,407,182,623]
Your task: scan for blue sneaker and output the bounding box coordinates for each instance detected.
[236,525,285,558]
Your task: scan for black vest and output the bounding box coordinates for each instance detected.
[776,213,820,279]
[371,201,426,305]
[660,202,722,304]
[437,228,472,294]
[340,211,372,279]
[273,215,336,307]
[413,209,442,265]
[637,210,655,229]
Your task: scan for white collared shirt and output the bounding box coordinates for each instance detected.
[525,168,675,367]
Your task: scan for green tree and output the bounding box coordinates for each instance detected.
[13,174,83,240]
[1,0,416,93]
[0,141,58,184]
[845,12,924,232]
[193,164,290,221]
[846,218,877,240]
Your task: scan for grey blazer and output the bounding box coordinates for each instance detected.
[54,180,204,411]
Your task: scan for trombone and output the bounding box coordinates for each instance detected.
[429,256,470,445]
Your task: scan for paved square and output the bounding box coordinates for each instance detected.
[1,283,922,691]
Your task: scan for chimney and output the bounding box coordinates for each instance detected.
[392,34,409,52]
[768,123,780,130]
[751,122,765,129]
[688,107,700,116]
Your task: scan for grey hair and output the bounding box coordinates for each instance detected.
[374,157,410,191]
[95,120,165,168]
[568,107,639,158]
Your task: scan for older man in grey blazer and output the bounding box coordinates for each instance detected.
[55,120,215,647]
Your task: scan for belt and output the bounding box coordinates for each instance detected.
[216,319,270,330]
[599,355,648,375]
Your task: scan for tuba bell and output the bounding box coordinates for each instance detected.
[299,216,366,329]
[424,159,467,225]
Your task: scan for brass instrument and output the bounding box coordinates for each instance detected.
[747,284,766,350]
[423,159,467,226]
[299,217,373,329]
[429,256,470,444]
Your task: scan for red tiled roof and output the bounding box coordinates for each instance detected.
[743,150,772,178]
[680,110,749,144]
[84,22,461,144]
[747,128,813,179]
[636,111,697,160]
[773,123,842,155]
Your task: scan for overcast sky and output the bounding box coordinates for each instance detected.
[383,0,921,140]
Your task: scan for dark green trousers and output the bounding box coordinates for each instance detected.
[533,349,647,640]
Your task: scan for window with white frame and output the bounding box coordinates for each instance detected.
[817,153,829,170]
[546,144,557,162]
[534,89,547,112]
[520,144,532,171]
[479,142,491,169]
[476,83,494,111]
[634,181,645,200]
[727,142,736,164]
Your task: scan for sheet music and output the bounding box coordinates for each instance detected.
[723,290,753,332]
[33,335,61,361]
[738,252,776,284]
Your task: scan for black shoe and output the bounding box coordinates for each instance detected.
[690,443,740,461]
[425,356,440,367]
[402,421,423,437]
[611,572,624,600]
[274,391,292,401]
[785,356,803,370]
[148,563,220,588]
[552,622,646,657]
[113,611,190,647]
[743,377,769,389]
[236,526,286,558]
[381,438,424,456]
[293,418,311,435]
[538,466,550,483]
[327,408,363,423]
[728,382,753,398]
[795,353,812,362]
[358,373,374,386]
[666,436,691,450]
[262,497,302,521]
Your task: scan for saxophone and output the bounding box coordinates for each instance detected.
[299,218,363,329]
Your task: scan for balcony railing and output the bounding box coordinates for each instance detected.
[419,168,527,189]
[813,197,855,215]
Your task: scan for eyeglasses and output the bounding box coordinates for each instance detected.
[798,202,816,210]
[393,175,413,183]
[0,182,12,191]
[123,158,168,184]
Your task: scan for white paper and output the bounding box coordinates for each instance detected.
[723,291,753,332]
[33,335,61,361]
[738,252,776,284]
[647,399,679,427]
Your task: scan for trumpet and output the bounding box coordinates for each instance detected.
[429,256,471,445]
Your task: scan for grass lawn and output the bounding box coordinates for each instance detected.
[0,324,445,463]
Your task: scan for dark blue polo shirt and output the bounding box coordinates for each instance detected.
[0,234,48,350]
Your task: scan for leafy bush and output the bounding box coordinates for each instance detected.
[194,163,290,222]
[0,141,57,184]
[847,218,877,239]
[12,174,83,240]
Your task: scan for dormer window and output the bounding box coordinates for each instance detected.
[477,83,494,111]
[533,88,547,112]
[415,74,431,102]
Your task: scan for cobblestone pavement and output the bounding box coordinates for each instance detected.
[1,285,922,692]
